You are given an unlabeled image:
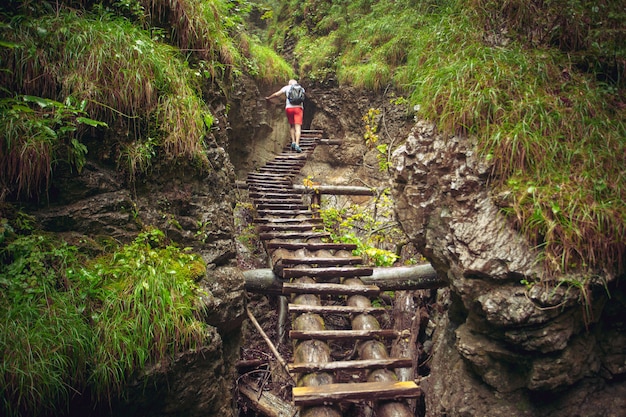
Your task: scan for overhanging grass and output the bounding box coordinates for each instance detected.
[401,10,625,275]
[267,0,625,277]
[0,227,209,416]
[0,10,213,193]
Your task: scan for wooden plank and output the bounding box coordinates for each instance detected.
[278,256,363,266]
[249,192,298,199]
[254,217,323,224]
[292,184,375,196]
[253,198,304,205]
[257,224,321,232]
[289,329,399,340]
[255,203,309,209]
[288,358,413,373]
[292,381,420,406]
[288,304,386,314]
[258,167,301,174]
[264,242,357,251]
[256,210,312,217]
[281,266,373,279]
[247,172,294,178]
[282,282,380,296]
[319,139,343,145]
[259,231,330,240]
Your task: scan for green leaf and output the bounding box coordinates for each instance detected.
[76,117,108,127]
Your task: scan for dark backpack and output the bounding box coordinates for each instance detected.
[287,83,305,105]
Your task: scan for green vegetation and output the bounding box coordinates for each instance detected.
[0,223,208,416]
[319,190,403,267]
[265,0,625,277]
[0,0,292,197]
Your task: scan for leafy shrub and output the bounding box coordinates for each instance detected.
[0,224,209,416]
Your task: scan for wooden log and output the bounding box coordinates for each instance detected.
[289,329,400,340]
[278,256,363,266]
[254,202,307,209]
[319,139,343,145]
[288,358,413,373]
[244,264,444,294]
[257,224,320,232]
[238,180,376,197]
[292,184,375,196]
[260,231,331,241]
[288,304,386,314]
[256,210,313,217]
[238,382,296,417]
[264,242,357,251]
[282,282,380,296]
[281,266,373,279]
[254,217,324,224]
[292,381,420,406]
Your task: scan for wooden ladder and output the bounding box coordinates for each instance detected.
[245,129,420,412]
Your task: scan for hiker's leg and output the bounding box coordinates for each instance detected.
[295,123,301,145]
[289,124,296,143]
[286,109,297,145]
[293,108,304,145]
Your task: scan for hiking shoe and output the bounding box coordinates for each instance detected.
[291,142,296,150]
[294,144,302,153]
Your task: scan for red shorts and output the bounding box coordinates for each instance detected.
[285,107,303,125]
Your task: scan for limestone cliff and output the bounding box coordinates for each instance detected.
[391,121,626,417]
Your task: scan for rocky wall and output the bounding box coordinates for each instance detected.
[391,121,626,416]
[28,136,245,417]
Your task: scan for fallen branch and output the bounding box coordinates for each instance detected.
[245,306,295,384]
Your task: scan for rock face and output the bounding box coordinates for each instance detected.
[26,130,245,417]
[391,121,626,416]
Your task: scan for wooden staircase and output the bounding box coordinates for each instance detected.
[243,130,420,415]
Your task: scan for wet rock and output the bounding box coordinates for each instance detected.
[392,120,626,416]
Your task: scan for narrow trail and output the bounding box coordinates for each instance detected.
[239,130,421,417]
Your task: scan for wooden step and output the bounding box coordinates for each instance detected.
[257,224,321,232]
[249,192,299,199]
[275,155,307,161]
[258,167,301,174]
[246,173,291,178]
[259,231,331,240]
[253,198,304,205]
[255,204,309,211]
[265,242,357,251]
[247,172,294,178]
[292,381,420,406]
[280,266,373,279]
[278,256,363,266]
[247,186,293,192]
[256,210,313,217]
[264,161,305,168]
[288,304,386,314]
[254,217,323,224]
[289,329,400,340]
[288,358,412,373]
[282,282,380,296]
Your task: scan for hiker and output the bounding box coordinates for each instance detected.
[265,79,305,153]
